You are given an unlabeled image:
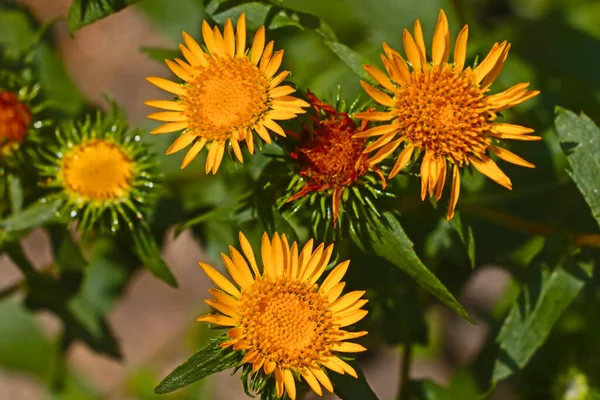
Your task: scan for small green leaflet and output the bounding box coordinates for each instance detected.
[449,212,476,268]
[492,243,594,381]
[554,108,600,229]
[329,365,379,400]
[67,0,140,33]
[351,212,474,324]
[0,198,62,233]
[131,227,178,288]
[155,337,238,393]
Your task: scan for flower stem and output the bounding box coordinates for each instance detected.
[397,339,413,400]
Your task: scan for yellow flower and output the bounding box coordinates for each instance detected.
[197,232,368,399]
[146,13,309,174]
[356,10,540,220]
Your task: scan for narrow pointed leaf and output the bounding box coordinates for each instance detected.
[68,0,141,33]
[132,227,177,287]
[330,364,379,400]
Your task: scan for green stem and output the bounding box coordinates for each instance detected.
[397,339,413,400]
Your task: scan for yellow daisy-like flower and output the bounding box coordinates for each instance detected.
[145,13,309,174]
[356,10,540,220]
[197,232,368,399]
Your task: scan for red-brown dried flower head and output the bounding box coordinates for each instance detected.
[0,91,32,150]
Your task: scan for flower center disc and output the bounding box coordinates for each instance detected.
[239,278,335,368]
[297,117,367,186]
[62,139,133,201]
[394,66,492,165]
[184,57,269,140]
[0,91,32,146]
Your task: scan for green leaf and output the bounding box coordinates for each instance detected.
[141,46,180,63]
[0,198,62,233]
[421,369,480,400]
[323,41,375,84]
[155,337,238,394]
[7,174,23,213]
[268,8,337,41]
[212,2,272,30]
[131,227,177,287]
[67,0,140,33]
[492,240,595,381]
[329,365,379,400]
[449,212,476,268]
[554,108,600,229]
[351,212,474,323]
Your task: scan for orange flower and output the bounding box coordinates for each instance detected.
[357,10,540,220]
[197,232,368,399]
[0,91,31,150]
[146,13,308,174]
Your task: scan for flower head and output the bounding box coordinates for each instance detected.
[146,13,309,174]
[197,232,368,399]
[37,105,160,234]
[357,10,540,220]
[279,91,386,233]
[0,91,31,149]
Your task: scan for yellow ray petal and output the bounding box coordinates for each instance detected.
[268,110,302,120]
[489,145,535,168]
[300,368,323,396]
[389,143,414,179]
[289,242,299,279]
[205,299,237,317]
[474,41,508,84]
[270,70,290,89]
[239,232,260,276]
[182,31,207,66]
[196,314,236,326]
[321,357,345,375]
[338,330,369,341]
[261,232,275,277]
[223,19,235,57]
[447,164,460,221]
[330,290,366,313]
[274,367,284,398]
[201,20,217,55]
[212,26,226,57]
[166,59,192,82]
[300,243,324,281]
[332,342,367,353]
[453,25,469,72]
[434,157,447,201]
[221,253,253,289]
[264,359,276,375]
[259,41,274,71]
[469,154,512,189]
[251,26,266,65]
[265,50,284,78]
[432,10,450,65]
[413,19,427,65]
[245,128,255,154]
[353,123,398,139]
[355,111,394,121]
[282,369,296,400]
[209,288,239,308]
[272,96,310,108]
[270,85,296,98]
[147,111,187,122]
[181,138,206,168]
[297,239,314,275]
[175,57,196,75]
[255,123,272,143]
[211,140,226,174]
[263,118,285,137]
[144,100,185,111]
[310,367,334,393]
[230,139,244,162]
[271,233,284,278]
[368,138,402,165]
[360,81,395,107]
[364,64,395,92]
[227,327,244,339]
[179,44,200,67]
[402,29,422,72]
[151,122,188,134]
[364,131,396,155]
[420,152,433,200]
[320,260,350,295]
[146,77,185,96]
[308,244,335,285]
[236,13,247,57]
[167,133,195,154]
[491,122,534,135]
[482,43,511,88]
[199,262,241,298]
[336,309,368,327]
[330,357,358,378]
[327,282,346,303]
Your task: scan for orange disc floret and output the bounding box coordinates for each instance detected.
[0,91,31,148]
